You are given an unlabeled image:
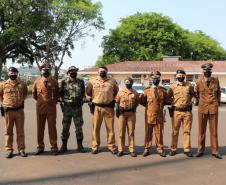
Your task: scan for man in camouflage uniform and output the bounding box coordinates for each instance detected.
[0,67,28,158]
[195,63,222,159]
[60,66,86,153]
[168,69,195,157]
[141,71,168,157]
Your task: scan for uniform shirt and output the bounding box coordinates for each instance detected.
[32,76,59,110]
[86,76,119,104]
[115,87,139,110]
[0,79,28,108]
[60,77,85,105]
[168,81,195,108]
[195,76,220,114]
[141,86,167,124]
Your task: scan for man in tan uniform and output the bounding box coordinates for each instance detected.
[32,63,59,155]
[141,71,167,157]
[168,69,194,157]
[115,77,139,157]
[195,63,222,159]
[86,66,119,154]
[0,67,28,158]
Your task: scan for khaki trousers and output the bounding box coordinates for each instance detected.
[4,109,25,152]
[171,111,192,152]
[144,122,164,153]
[118,112,136,152]
[92,106,116,150]
[37,106,58,151]
[198,113,218,154]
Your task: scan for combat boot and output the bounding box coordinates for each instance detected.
[76,133,87,153]
[60,139,68,153]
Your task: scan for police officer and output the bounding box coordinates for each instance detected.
[195,63,222,159]
[115,77,139,157]
[168,69,195,157]
[32,63,59,155]
[141,71,167,157]
[59,66,86,153]
[0,67,28,158]
[86,66,119,154]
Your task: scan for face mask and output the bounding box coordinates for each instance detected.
[204,71,212,78]
[70,73,77,79]
[125,84,132,89]
[42,70,50,78]
[99,71,107,78]
[153,79,160,86]
[177,77,185,82]
[9,75,17,80]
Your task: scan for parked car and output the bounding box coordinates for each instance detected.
[221,87,226,103]
[132,83,145,94]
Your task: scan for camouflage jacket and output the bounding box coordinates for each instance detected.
[60,78,85,106]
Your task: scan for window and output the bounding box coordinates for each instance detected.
[186,75,194,82]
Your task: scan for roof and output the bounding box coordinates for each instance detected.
[79,61,226,75]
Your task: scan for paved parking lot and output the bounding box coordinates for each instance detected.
[0,99,226,185]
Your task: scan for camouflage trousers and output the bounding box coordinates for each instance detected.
[61,105,84,140]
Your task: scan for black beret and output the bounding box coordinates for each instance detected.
[8,67,18,73]
[176,69,186,75]
[151,71,161,79]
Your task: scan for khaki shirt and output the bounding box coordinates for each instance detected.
[32,77,59,111]
[195,77,220,114]
[86,76,119,104]
[141,86,167,124]
[115,87,139,109]
[0,79,28,108]
[168,81,195,108]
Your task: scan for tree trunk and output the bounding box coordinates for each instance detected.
[54,66,59,80]
[0,49,4,80]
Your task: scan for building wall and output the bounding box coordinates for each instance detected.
[83,73,226,88]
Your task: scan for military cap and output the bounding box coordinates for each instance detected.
[40,63,52,70]
[176,69,186,75]
[67,66,79,73]
[150,71,161,79]
[124,76,134,84]
[201,63,213,71]
[8,67,18,73]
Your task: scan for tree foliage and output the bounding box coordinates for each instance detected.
[96,12,226,66]
[0,0,104,78]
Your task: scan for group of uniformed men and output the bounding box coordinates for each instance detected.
[0,62,222,159]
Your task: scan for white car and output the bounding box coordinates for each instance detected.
[221,87,226,103]
[132,83,145,94]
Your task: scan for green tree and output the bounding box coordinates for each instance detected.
[97,12,226,66]
[0,0,104,79]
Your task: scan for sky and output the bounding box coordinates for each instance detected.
[10,0,226,70]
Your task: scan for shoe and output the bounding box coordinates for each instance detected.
[195,152,204,157]
[5,152,13,159]
[159,152,167,157]
[77,146,87,153]
[184,151,193,157]
[91,149,98,154]
[212,153,222,159]
[51,149,58,156]
[130,152,137,157]
[109,148,118,155]
[60,139,68,153]
[169,150,177,156]
[19,151,28,157]
[117,151,124,157]
[142,151,150,157]
[34,150,44,155]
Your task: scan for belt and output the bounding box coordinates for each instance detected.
[174,106,192,112]
[94,100,115,108]
[3,104,24,112]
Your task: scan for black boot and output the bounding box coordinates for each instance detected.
[60,139,68,153]
[76,133,87,153]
